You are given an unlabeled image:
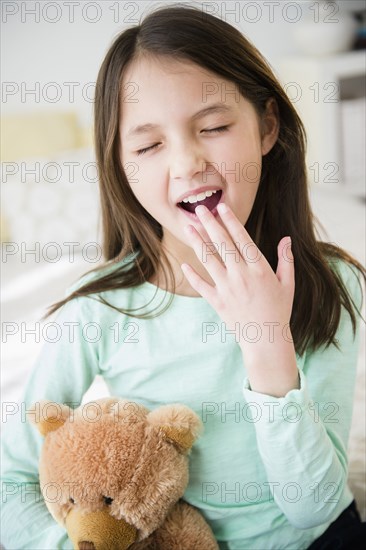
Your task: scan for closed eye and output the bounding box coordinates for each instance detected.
[136,143,161,156]
[135,126,230,156]
[201,125,230,134]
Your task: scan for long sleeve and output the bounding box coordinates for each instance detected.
[241,260,364,529]
[1,293,101,549]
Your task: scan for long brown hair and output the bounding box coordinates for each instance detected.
[43,3,365,357]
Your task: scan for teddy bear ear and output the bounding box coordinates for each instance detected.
[28,400,73,437]
[146,404,203,454]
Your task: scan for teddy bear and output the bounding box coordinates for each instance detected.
[29,397,219,550]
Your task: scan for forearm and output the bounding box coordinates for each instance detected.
[241,368,353,529]
[1,480,72,549]
[239,260,363,528]
[240,328,300,397]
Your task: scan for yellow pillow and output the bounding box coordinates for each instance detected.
[1,111,85,161]
[0,213,11,242]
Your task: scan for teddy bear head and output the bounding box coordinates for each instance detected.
[29,397,203,550]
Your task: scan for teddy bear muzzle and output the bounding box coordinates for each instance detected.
[65,508,138,550]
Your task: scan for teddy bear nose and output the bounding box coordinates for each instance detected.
[78,542,95,550]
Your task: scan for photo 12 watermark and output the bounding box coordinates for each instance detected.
[1,2,341,26]
[1,320,140,344]
[1,399,148,425]
[1,1,146,25]
[201,479,341,504]
[201,399,340,424]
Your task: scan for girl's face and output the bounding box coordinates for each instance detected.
[119,56,278,263]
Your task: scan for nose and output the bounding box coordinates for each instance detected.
[169,138,207,180]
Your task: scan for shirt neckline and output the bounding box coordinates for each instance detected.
[143,279,204,299]
[138,280,214,313]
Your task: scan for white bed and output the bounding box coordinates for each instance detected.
[1,140,110,406]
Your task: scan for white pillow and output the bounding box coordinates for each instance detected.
[1,147,101,253]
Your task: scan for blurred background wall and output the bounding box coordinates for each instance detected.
[2,1,365,117]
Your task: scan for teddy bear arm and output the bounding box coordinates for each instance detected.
[130,500,219,550]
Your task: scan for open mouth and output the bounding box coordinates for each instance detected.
[177,190,223,214]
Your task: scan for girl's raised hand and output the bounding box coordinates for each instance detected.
[181,202,295,362]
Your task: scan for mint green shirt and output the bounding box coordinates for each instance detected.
[1,257,363,549]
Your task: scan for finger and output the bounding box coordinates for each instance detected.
[183,225,226,283]
[215,203,262,267]
[191,221,224,267]
[180,262,217,304]
[276,236,295,290]
[195,204,246,270]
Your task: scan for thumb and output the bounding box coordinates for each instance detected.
[276,236,295,289]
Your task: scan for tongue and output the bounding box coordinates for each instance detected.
[179,190,222,213]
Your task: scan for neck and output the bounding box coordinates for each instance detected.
[149,235,216,298]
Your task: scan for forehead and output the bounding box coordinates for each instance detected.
[122,55,228,89]
[119,56,244,128]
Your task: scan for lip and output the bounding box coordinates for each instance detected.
[175,186,223,205]
[177,190,224,221]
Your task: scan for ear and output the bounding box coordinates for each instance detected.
[260,97,280,156]
[146,404,203,454]
[28,400,73,437]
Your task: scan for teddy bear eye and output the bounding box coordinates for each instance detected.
[103,496,113,506]
[69,497,75,504]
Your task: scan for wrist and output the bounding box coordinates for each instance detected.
[241,342,299,397]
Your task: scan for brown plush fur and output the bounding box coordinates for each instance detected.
[29,398,218,550]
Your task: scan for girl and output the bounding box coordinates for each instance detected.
[2,4,366,549]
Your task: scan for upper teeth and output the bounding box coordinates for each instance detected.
[181,189,219,204]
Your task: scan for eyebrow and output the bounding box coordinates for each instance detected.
[125,103,235,140]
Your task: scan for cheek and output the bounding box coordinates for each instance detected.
[128,174,168,219]
[128,167,152,202]
[221,153,262,191]
[216,135,262,184]
[242,157,262,188]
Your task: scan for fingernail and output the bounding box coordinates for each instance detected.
[195,205,209,216]
[286,237,293,260]
[217,202,228,215]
